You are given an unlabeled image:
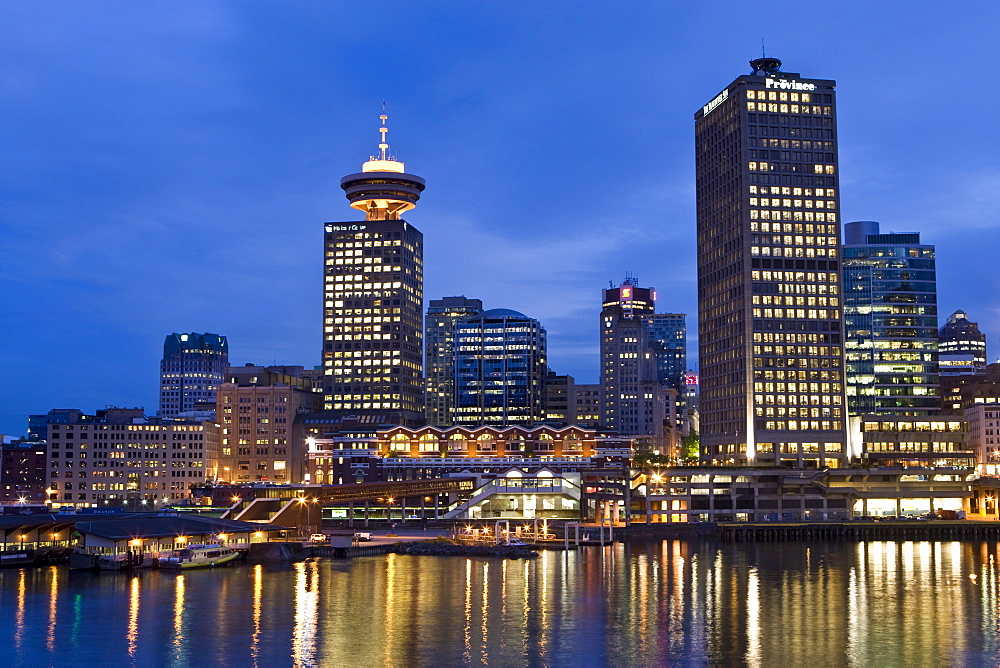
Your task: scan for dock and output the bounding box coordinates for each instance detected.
[718,521,1000,542]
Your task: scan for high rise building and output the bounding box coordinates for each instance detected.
[321,114,425,425]
[600,278,662,436]
[842,221,939,415]
[159,332,228,417]
[453,309,547,425]
[643,312,688,418]
[939,310,987,371]
[939,310,989,412]
[424,296,483,426]
[695,57,847,467]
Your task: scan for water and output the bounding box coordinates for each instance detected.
[3,540,1000,666]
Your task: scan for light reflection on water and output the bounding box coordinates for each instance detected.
[3,541,1000,665]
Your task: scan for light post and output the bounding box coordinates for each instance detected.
[298,497,318,536]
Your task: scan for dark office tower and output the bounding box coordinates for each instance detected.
[643,313,688,412]
[543,372,576,424]
[939,310,989,412]
[600,278,661,435]
[453,309,547,425]
[842,221,939,416]
[159,332,228,417]
[425,296,483,426]
[695,57,847,467]
[939,310,988,371]
[322,114,425,425]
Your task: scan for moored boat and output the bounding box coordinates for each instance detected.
[158,543,239,569]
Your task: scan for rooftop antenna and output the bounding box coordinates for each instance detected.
[376,100,390,161]
[761,38,765,58]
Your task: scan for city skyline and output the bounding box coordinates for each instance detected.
[3,2,1000,436]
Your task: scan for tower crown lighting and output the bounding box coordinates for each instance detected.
[341,110,425,221]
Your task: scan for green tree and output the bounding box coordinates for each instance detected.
[681,433,700,463]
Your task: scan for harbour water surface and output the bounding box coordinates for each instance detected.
[2,539,1000,666]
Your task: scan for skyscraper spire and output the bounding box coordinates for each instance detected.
[376,104,391,161]
[341,107,425,221]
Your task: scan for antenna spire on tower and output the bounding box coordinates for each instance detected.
[377,103,390,161]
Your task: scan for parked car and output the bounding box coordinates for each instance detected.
[354,532,373,542]
[310,533,328,543]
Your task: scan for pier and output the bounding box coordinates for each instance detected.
[718,521,1000,542]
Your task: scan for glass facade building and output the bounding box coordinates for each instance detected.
[453,309,546,426]
[424,296,483,426]
[643,313,688,416]
[842,221,939,415]
[695,57,848,467]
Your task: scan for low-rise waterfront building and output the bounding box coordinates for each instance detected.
[306,424,633,519]
[626,465,971,523]
[45,408,217,508]
[851,414,974,469]
[1,440,47,504]
[968,403,1000,476]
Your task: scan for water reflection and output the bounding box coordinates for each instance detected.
[172,574,185,661]
[127,576,140,658]
[463,557,472,663]
[46,567,58,652]
[13,568,25,653]
[292,561,318,666]
[250,564,262,664]
[5,541,1000,664]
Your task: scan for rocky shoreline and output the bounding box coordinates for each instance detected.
[389,538,537,559]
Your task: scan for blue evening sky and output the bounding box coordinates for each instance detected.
[2,1,999,437]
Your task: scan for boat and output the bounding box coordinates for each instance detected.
[158,543,239,569]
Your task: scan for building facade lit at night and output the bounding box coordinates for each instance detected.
[321,114,425,425]
[842,221,939,416]
[159,332,228,417]
[695,57,848,467]
[600,278,663,436]
[453,309,547,426]
[424,296,483,426]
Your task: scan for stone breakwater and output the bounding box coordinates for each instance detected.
[389,538,537,559]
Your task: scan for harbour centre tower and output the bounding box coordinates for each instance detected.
[321,115,425,425]
[694,58,848,467]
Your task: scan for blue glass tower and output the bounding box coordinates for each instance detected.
[842,221,939,415]
[453,309,546,425]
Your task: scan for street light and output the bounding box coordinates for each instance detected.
[298,497,316,535]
